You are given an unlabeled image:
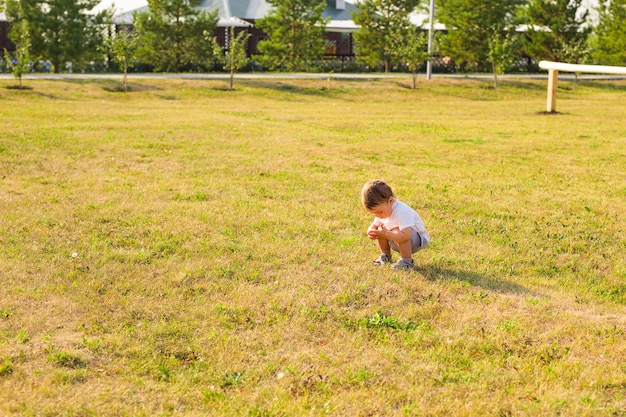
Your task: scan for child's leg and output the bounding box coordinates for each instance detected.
[395,239,413,260]
[373,237,392,265]
[390,230,423,260]
[390,231,425,270]
[377,236,391,254]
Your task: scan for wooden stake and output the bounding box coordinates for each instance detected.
[547,69,558,113]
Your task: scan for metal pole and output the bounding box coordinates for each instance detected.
[426,0,435,80]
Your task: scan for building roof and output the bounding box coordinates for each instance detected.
[198,0,271,20]
[113,0,360,29]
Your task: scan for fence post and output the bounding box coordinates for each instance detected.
[539,61,626,113]
[546,69,558,113]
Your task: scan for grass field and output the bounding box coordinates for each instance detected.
[1,76,625,416]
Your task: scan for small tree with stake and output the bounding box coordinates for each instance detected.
[487,32,518,90]
[4,0,32,88]
[104,28,138,92]
[399,28,429,89]
[208,26,250,91]
[4,22,31,88]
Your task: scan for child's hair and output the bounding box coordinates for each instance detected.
[361,180,395,210]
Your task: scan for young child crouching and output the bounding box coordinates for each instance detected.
[361,180,429,270]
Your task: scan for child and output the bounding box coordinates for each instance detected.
[361,180,429,270]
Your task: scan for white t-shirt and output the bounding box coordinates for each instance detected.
[373,200,430,243]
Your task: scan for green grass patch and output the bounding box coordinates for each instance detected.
[357,312,422,331]
[0,359,13,377]
[47,351,87,369]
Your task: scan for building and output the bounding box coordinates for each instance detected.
[0,12,15,53]
[113,0,360,60]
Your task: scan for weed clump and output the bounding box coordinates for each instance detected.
[48,351,87,369]
[358,312,421,331]
[0,359,13,376]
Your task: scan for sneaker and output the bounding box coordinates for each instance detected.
[373,253,392,266]
[392,258,415,270]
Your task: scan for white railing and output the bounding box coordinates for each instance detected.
[539,60,626,113]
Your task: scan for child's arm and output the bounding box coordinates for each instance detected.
[367,221,412,243]
[379,227,412,243]
[367,221,381,239]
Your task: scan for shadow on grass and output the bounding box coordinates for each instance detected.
[241,79,351,99]
[535,110,567,116]
[418,264,545,298]
[461,77,547,92]
[4,85,33,90]
[500,79,546,91]
[427,78,500,101]
[58,78,162,93]
[3,81,58,98]
[432,78,548,101]
[102,81,162,93]
[578,80,626,92]
[392,80,418,90]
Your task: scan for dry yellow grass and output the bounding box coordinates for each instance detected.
[0,77,625,416]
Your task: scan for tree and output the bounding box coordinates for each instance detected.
[438,0,524,86]
[399,27,429,88]
[488,32,518,89]
[524,0,590,63]
[560,38,591,89]
[256,0,328,71]
[352,0,421,73]
[103,28,138,92]
[3,0,32,87]
[134,0,218,72]
[209,26,250,91]
[21,0,110,73]
[590,0,626,66]
[3,25,31,88]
